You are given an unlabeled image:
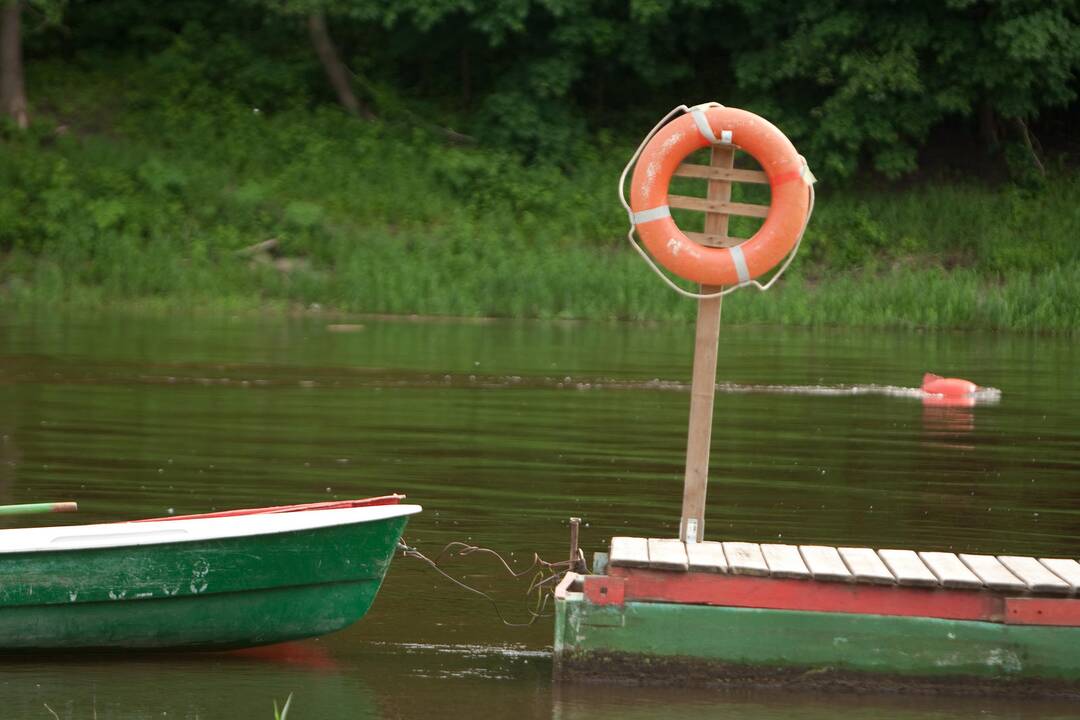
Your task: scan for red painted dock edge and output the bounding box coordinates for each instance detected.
[588,567,1029,623]
[1005,597,1080,626]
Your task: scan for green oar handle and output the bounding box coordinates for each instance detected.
[0,502,78,516]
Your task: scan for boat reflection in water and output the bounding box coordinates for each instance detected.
[1,646,375,720]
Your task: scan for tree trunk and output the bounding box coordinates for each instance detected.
[460,46,471,110]
[0,1,28,129]
[978,100,998,152]
[307,13,372,120]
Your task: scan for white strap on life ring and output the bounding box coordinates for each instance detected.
[690,104,733,146]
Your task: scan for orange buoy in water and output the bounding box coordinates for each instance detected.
[921,373,978,397]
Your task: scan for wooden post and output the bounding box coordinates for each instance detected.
[568,516,582,572]
[679,145,734,543]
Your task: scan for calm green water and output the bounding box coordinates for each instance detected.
[1,312,1078,719]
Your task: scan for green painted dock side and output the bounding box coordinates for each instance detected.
[555,592,1080,694]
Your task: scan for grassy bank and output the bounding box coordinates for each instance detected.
[2,63,1078,331]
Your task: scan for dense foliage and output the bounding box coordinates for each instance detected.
[14,0,1080,178]
[2,62,1079,329]
[2,1,1079,329]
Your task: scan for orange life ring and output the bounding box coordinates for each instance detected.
[629,105,811,286]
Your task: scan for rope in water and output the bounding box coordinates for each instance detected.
[397,539,574,627]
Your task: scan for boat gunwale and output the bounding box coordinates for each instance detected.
[0,503,422,554]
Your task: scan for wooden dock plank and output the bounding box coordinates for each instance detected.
[1038,558,1080,594]
[919,552,983,590]
[838,547,895,585]
[613,537,1080,598]
[800,545,852,582]
[686,541,728,573]
[722,542,769,576]
[999,556,1071,595]
[878,549,939,587]
[760,544,811,579]
[647,538,689,571]
[609,537,649,569]
[959,554,1027,592]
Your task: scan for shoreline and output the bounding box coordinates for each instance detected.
[3,262,1076,334]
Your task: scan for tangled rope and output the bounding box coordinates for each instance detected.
[398,539,575,627]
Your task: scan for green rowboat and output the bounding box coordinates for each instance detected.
[0,495,420,651]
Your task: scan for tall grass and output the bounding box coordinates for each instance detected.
[2,61,1077,331]
[273,693,293,719]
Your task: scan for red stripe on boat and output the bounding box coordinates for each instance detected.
[603,568,1005,622]
[132,495,404,522]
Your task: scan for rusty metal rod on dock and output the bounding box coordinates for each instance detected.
[569,517,582,572]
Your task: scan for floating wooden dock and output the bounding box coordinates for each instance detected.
[562,106,1079,695]
[554,537,1080,694]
